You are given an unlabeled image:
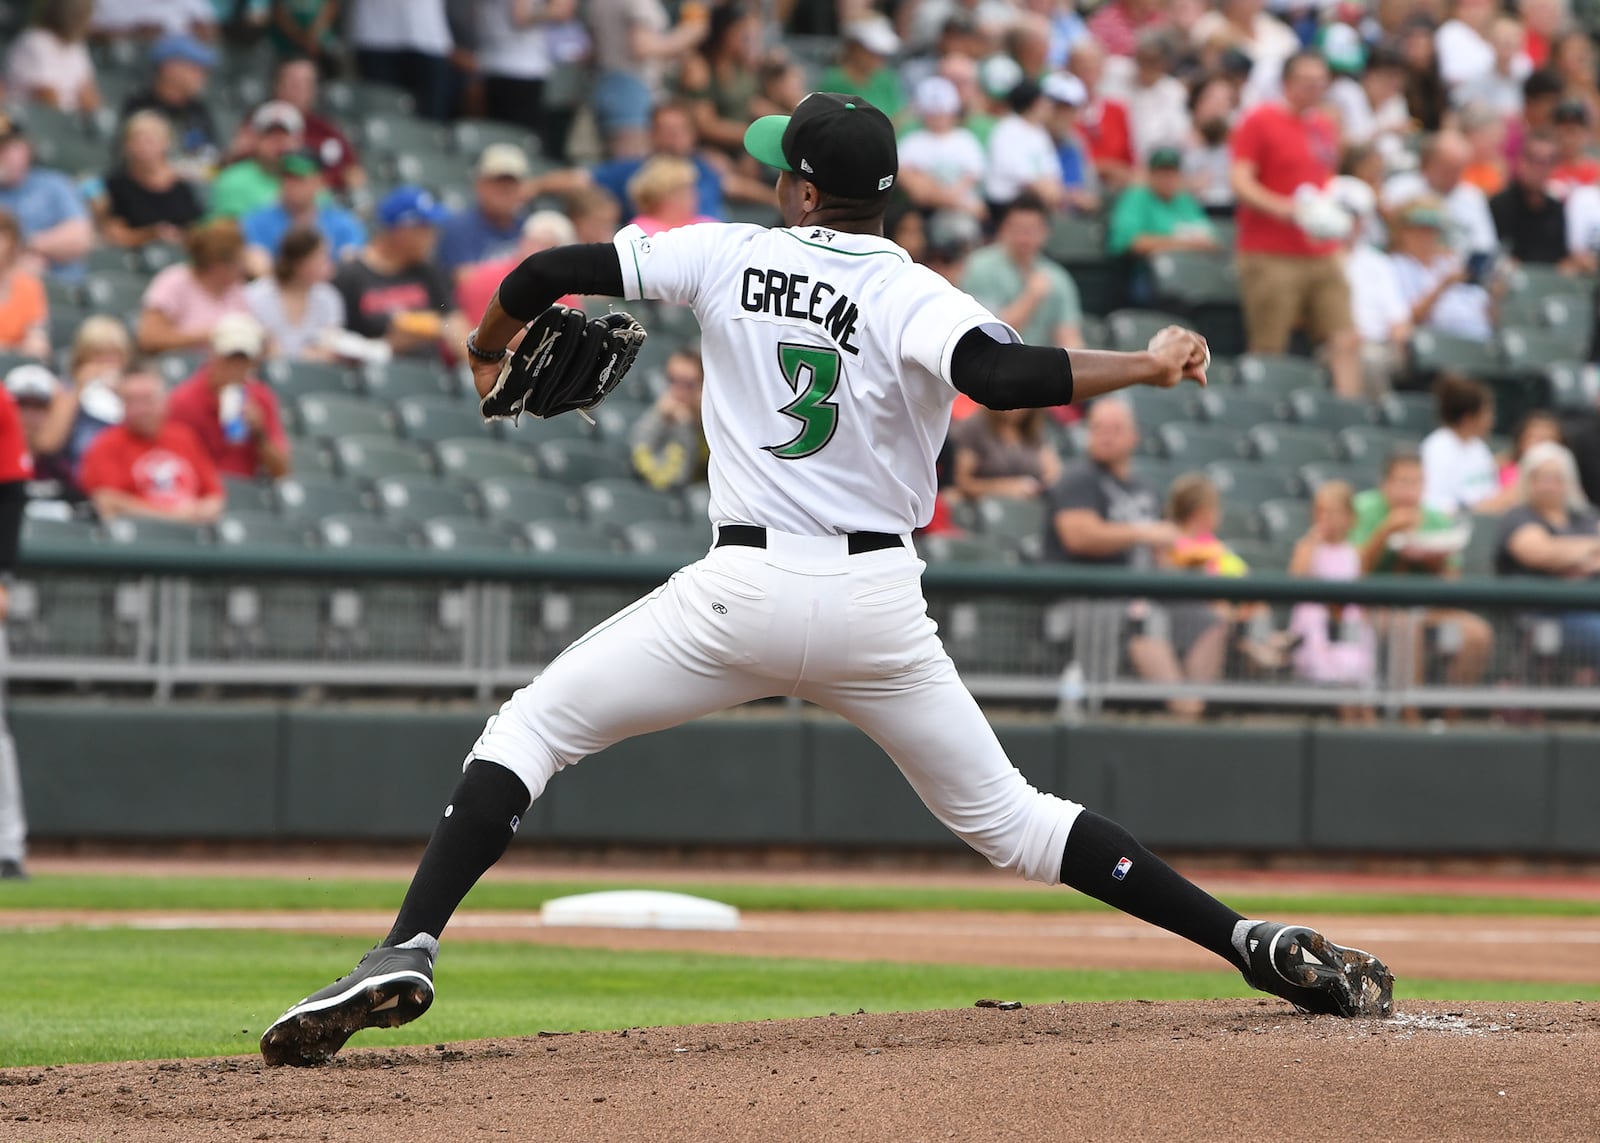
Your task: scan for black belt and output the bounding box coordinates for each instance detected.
[714,525,904,555]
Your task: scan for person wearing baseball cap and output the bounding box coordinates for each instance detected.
[897,76,987,218]
[0,112,92,285]
[981,77,1067,214]
[208,101,308,220]
[820,17,907,120]
[436,144,533,280]
[744,92,901,217]
[121,34,221,167]
[240,151,366,274]
[1109,146,1219,303]
[333,187,466,358]
[167,312,291,480]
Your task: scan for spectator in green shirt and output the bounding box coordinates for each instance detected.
[209,101,304,219]
[821,17,906,122]
[960,192,1084,349]
[1348,447,1492,694]
[1108,147,1219,304]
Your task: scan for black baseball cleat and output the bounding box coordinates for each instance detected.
[260,938,437,1066]
[0,859,27,880]
[1239,921,1394,1018]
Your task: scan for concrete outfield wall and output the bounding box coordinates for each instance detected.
[11,704,1600,856]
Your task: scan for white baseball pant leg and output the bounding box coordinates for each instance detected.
[0,630,24,863]
[469,533,1081,883]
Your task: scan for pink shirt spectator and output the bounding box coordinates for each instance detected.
[141,264,251,344]
[455,256,578,328]
[1289,543,1376,686]
[1086,0,1168,58]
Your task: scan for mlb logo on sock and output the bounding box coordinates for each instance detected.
[1112,857,1133,881]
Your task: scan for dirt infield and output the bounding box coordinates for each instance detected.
[4,1001,1597,1142]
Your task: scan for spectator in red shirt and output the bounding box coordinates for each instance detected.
[1230,50,1362,398]
[1086,0,1168,59]
[79,372,223,524]
[1067,37,1135,191]
[261,58,365,194]
[167,313,291,481]
[1550,98,1600,195]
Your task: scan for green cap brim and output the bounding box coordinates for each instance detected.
[744,115,792,171]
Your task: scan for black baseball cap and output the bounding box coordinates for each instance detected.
[744,92,898,200]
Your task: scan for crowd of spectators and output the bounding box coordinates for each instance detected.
[0,1,1595,709]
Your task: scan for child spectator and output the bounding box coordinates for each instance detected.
[245,228,347,362]
[100,111,203,249]
[1288,480,1378,717]
[630,346,707,491]
[168,314,290,480]
[0,212,49,361]
[1121,31,1190,162]
[1165,474,1249,578]
[137,218,251,355]
[950,407,1061,502]
[78,371,223,525]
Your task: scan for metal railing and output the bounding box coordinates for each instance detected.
[9,539,1600,715]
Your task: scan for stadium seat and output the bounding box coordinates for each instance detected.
[1337,425,1416,466]
[21,514,100,551]
[519,410,605,443]
[103,517,208,546]
[1204,462,1298,504]
[1254,498,1311,541]
[475,475,577,523]
[82,270,149,315]
[396,395,493,444]
[221,476,276,513]
[214,511,309,550]
[298,392,395,439]
[1129,457,1193,496]
[1106,308,1186,352]
[451,118,535,155]
[579,478,683,529]
[263,358,358,400]
[1228,537,1290,573]
[682,483,712,521]
[0,349,43,376]
[137,241,184,273]
[1499,326,1586,375]
[1045,217,1119,315]
[974,496,1046,544]
[520,517,620,554]
[276,473,370,520]
[620,519,711,558]
[1217,499,1256,540]
[152,351,205,385]
[1284,389,1377,430]
[372,474,477,523]
[1190,388,1285,426]
[1298,460,1381,496]
[536,438,634,483]
[1409,328,1497,379]
[435,437,541,480]
[1543,362,1600,410]
[917,534,1014,564]
[363,113,447,157]
[333,434,434,480]
[86,245,133,274]
[422,515,524,553]
[1154,423,1251,465]
[1378,390,1435,430]
[317,514,417,550]
[364,357,460,401]
[1460,515,1500,576]
[1248,424,1341,466]
[1235,353,1326,393]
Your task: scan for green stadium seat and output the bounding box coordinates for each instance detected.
[364,357,460,401]
[276,474,370,520]
[372,474,477,523]
[1254,498,1311,541]
[1337,425,1418,466]
[917,534,1017,565]
[1284,389,1378,430]
[1460,515,1500,576]
[1542,362,1600,410]
[1080,314,1110,350]
[974,496,1046,543]
[86,246,134,274]
[1408,328,1497,379]
[1247,424,1341,466]
[620,519,711,558]
[1191,388,1285,426]
[396,395,493,444]
[1129,457,1193,496]
[317,514,417,550]
[1148,248,1240,307]
[579,478,683,528]
[1501,262,1588,306]
[214,511,309,550]
[1298,460,1382,496]
[1046,217,1119,314]
[1106,308,1186,352]
[263,358,358,400]
[521,517,620,554]
[435,437,541,480]
[1235,353,1326,393]
[1117,382,1190,424]
[683,483,712,521]
[1377,390,1435,430]
[536,438,634,483]
[422,515,524,553]
[0,349,44,376]
[153,351,205,384]
[519,410,605,443]
[1536,292,1593,343]
[451,119,536,155]
[82,270,149,315]
[363,113,447,156]
[298,392,395,439]
[333,435,434,480]
[103,517,208,546]
[21,514,100,552]
[1204,462,1298,504]
[1217,499,1256,540]
[1154,422,1251,464]
[137,241,184,273]
[282,432,337,475]
[475,475,577,523]
[1499,326,1587,375]
[221,476,276,513]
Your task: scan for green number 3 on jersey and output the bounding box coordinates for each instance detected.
[765,343,841,460]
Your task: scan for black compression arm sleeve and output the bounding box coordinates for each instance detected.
[496,243,628,322]
[948,328,1075,409]
[0,480,24,575]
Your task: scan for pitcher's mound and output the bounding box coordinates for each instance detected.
[7,1000,1597,1142]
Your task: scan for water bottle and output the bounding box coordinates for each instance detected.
[1056,661,1086,726]
[219,385,249,445]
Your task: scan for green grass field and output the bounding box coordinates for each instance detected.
[3,873,1596,1068]
[5,873,1599,918]
[3,928,1598,1069]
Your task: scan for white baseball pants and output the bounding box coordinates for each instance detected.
[0,631,24,863]
[469,530,1082,884]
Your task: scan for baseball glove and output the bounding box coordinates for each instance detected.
[480,305,648,424]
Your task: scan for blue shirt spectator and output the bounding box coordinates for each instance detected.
[435,143,531,279]
[0,115,91,284]
[240,154,365,260]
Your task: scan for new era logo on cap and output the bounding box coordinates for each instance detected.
[1112,857,1133,881]
[801,159,814,173]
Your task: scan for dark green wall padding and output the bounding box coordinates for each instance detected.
[12,704,1599,856]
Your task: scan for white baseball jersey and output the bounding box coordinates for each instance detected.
[612,222,1018,535]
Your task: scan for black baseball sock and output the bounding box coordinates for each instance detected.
[384,759,532,948]
[1060,811,1246,969]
